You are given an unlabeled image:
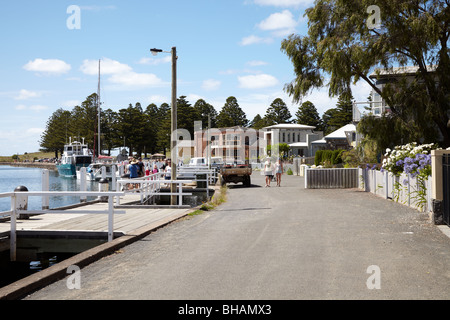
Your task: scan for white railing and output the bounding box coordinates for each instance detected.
[116,175,193,207]
[1,190,125,261]
[358,168,432,212]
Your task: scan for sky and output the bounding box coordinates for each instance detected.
[0,0,372,156]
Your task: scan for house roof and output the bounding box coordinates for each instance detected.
[369,65,437,79]
[289,142,309,148]
[324,123,356,140]
[263,123,316,130]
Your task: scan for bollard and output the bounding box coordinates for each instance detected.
[14,186,29,220]
[98,178,109,202]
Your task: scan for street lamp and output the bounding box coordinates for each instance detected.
[150,47,178,205]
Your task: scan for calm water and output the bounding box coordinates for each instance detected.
[0,165,106,214]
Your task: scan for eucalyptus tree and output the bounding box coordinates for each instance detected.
[281,0,450,146]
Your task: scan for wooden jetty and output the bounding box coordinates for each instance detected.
[0,193,194,262]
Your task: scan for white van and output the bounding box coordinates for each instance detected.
[188,157,223,167]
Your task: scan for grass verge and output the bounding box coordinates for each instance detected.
[188,185,228,216]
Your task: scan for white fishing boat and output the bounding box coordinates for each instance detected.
[56,138,93,178]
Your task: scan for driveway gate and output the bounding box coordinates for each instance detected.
[443,154,450,226]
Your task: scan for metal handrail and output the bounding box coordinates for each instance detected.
[2,190,125,261]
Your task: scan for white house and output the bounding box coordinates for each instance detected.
[261,123,323,157]
[311,123,357,153]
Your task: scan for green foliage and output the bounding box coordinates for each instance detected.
[216,96,248,127]
[264,98,292,125]
[295,100,323,131]
[314,149,345,166]
[281,0,450,147]
[286,167,293,175]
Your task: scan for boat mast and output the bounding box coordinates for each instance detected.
[97,59,101,158]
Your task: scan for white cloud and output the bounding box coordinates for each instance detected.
[254,0,313,7]
[62,100,81,108]
[247,60,268,67]
[23,58,71,75]
[147,95,169,104]
[80,58,132,75]
[15,104,27,110]
[108,72,163,87]
[15,89,42,100]
[138,56,172,65]
[202,79,221,91]
[258,10,297,31]
[240,35,273,46]
[81,58,165,88]
[238,74,279,89]
[257,10,299,37]
[29,105,49,112]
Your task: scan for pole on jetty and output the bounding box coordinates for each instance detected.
[42,169,49,210]
[170,47,177,206]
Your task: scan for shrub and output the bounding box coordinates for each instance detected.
[286,168,293,175]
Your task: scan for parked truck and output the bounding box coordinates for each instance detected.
[219,163,252,187]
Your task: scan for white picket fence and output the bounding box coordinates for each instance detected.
[358,168,432,212]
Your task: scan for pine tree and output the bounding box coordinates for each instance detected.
[216,96,248,127]
[295,100,323,131]
[264,98,292,125]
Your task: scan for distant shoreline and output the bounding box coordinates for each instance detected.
[0,162,57,170]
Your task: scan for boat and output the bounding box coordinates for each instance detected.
[76,155,118,181]
[57,138,93,178]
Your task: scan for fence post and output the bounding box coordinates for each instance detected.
[42,169,49,210]
[10,194,16,261]
[108,195,114,242]
[385,171,389,199]
[80,167,87,203]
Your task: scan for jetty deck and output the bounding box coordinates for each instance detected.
[0,193,195,260]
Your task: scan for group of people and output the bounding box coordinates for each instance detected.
[263,157,283,187]
[123,157,173,190]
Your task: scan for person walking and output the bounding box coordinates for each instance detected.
[128,159,139,190]
[275,158,283,187]
[264,157,273,187]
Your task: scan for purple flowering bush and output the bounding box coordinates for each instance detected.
[381,142,436,177]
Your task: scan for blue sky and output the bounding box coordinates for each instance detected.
[0,0,370,156]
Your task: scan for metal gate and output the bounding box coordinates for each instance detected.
[443,154,450,226]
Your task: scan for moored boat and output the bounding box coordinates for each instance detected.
[56,138,93,178]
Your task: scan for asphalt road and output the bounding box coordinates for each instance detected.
[25,173,450,300]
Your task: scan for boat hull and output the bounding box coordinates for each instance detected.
[57,164,76,177]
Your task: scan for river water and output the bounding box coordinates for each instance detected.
[0,165,106,214]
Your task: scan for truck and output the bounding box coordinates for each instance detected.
[219,162,252,187]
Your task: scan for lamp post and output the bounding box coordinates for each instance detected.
[150,47,178,205]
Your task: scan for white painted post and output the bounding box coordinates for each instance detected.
[10,194,16,261]
[111,165,116,191]
[42,169,49,210]
[80,167,87,203]
[108,195,114,242]
[178,181,182,206]
[101,166,106,180]
[385,171,389,199]
[407,174,411,207]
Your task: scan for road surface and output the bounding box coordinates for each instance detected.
[25,173,450,300]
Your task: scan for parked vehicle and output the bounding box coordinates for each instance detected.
[220,163,252,187]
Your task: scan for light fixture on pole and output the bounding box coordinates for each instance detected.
[150,47,178,205]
